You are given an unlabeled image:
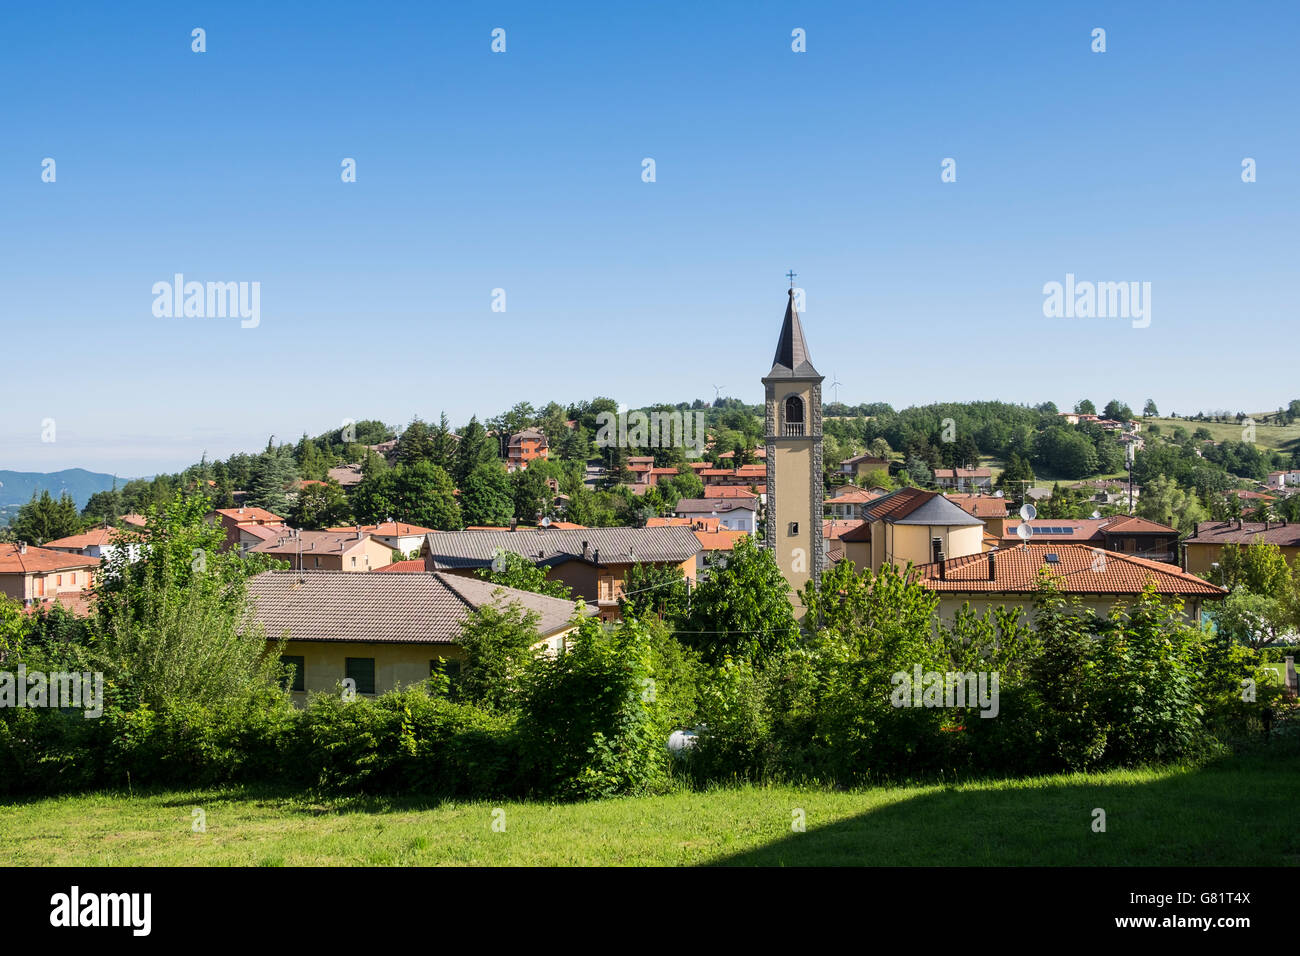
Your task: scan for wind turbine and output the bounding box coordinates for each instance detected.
[712,384,725,403]
[829,372,843,405]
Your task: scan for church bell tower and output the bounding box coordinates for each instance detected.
[762,283,824,604]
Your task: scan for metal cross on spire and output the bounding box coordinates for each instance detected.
[786,269,797,288]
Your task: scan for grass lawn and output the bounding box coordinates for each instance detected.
[1,750,1295,866]
[1146,416,1300,452]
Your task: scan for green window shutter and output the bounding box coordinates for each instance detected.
[280,655,305,692]
[346,657,376,695]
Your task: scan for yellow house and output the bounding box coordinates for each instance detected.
[837,488,985,574]
[245,569,595,701]
[1182,520,1300,576]
[248,529,395,572]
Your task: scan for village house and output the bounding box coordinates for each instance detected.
[826,485,883,520]
[417,525,701,622]
[248,529,395,572]
[643,516,748,559]
[246,570,594,701]
[326,463,365,488]
[823,518,866,565]
[914,543,1226,626]
[933,467,994,492]
[838,453,890,480]
[836,488,985,574]
[207,506,291,552]
[1183,519,1300,576]
[673,496,758,534]
[1001,516,1182,565]
[1266,470,1300,491]
[506,428,549,472]
[325,521,434,557]
[40,526,144,563]
[0,542,100,605]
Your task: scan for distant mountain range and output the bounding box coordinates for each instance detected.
[0,469,122,509]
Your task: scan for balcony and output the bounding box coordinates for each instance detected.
[783,423,805,437]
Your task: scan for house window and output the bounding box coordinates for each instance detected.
[431,659,462,683]
[280,655,305,692]
[783,396,805,436]
[346,657,376,695]
[56,575,62,586]
[351,556,357,568]
[314,557,320,567]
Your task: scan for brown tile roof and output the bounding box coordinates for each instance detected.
[120,514,149,529]
[0,543,101,574]
[248,530,374,557]
[245,570,593,644]
[1184,520,1300,548]
[327,465,365,487]
[422,526,701,570]
[240,523,294,542]
[915,543,1225,598]
[934,468,993,479]
[647,516,720,532]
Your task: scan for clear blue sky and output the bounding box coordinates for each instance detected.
[3,1,1296,476]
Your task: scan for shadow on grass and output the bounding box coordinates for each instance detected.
[706,750,1300,867]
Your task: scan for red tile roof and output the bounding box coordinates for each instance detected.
[822,519,866,540]
[41,528,128,550]
[214,507,284,524]
[944,494,1010,519]
[373,559,429,573]
[694,529,749,551]
[325,522,435,536]
[915,543,1225,597]
[0,543,101,574]
[704,486,759,499]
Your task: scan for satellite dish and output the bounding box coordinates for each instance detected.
[540,516,552,528]
[994,490,1004,498]
[1019,503,1037,521]
[1090,511,1101,519]
[1016,523,1034,542]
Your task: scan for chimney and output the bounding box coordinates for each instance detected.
[18,541,27,554]
[510,517,518,532]
[987,550,996,581]
[582,540,591,560]
[356,530,362,540]
[938,555,947,580]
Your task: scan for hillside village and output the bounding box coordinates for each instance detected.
[3,289,1298,699]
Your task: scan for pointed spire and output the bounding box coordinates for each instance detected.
[766,287,820,380]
